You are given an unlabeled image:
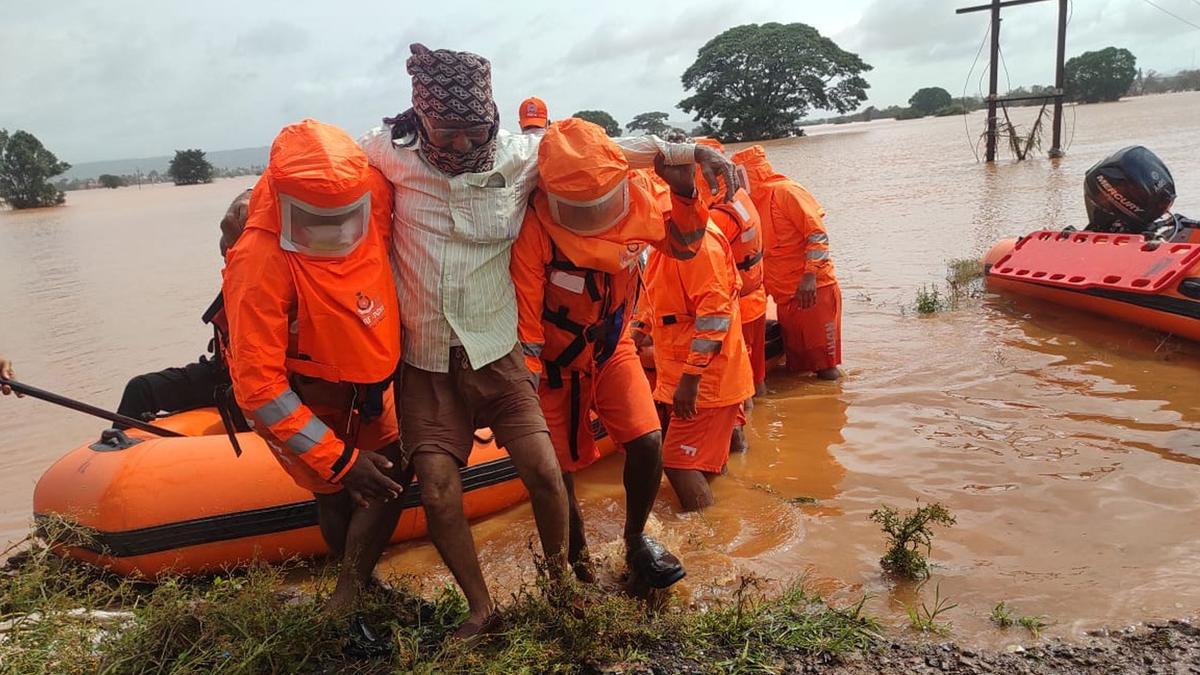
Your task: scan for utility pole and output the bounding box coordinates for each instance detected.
[956,0,1067,161]
[986,0,1001,162]
[1049,0,1068,157]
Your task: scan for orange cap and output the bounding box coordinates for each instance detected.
[518,96,549,130]
[538,118,627,201]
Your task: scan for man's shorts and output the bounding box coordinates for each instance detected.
[539,339,661,473]
[658,402,744,475]
[272,378,400,495]
[778,282,842,374]
[742,314,768,387]
[400,344,549,466]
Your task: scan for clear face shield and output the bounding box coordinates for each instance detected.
[278,192,370,258]
[546,178,631,236]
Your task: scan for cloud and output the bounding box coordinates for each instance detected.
[234,21,313,58]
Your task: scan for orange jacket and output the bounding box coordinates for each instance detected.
[223,119,400,486]
[513,172,708,375]
[730,145,836,301]
[634,223,755,408]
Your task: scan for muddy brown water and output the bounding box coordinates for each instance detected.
[2,93,1198,646]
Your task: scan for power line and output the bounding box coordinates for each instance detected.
[962,22,991,162]
[1140,0,1200,30]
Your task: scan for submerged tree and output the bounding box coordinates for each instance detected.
[626,111,671,137]
[679,23,871,142]
[98,174,124,189]
[571,110,621,137]
[0,130,71,209]
[1065,47,1137,103]
[168,149,214,186]
[908,87,953,116]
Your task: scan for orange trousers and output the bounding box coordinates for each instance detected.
[777,282,842,373]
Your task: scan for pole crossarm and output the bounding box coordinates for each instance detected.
[956,0,1053,14]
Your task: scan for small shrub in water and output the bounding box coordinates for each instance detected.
[870,502,956,579]
[914,285,944,315]
[991,601,1015,628]
[1019,614,1050,638]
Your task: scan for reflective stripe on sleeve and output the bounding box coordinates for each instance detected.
[284,415,331,455]
[806,249,830,260]
[252,389,302,427]
[690,338,722,354]
[521,342,544,358]
[807,232,829,244]
[695,315,731,331]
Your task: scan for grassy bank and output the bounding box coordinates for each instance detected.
[0,538,880,674]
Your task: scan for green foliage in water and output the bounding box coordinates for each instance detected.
[908,87,952,116]
[990,601,1015,628]
[679,23,871,142]
[167,149,214,186]
[0,534,881,674]
[97,174,124,189]
[870,502,956,579]
[915,284,945,314]
[0,129,70,209]
[904,581,957,635]
[1065,47,1137,104]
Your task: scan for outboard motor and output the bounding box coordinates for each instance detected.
[1083,145,1176,235]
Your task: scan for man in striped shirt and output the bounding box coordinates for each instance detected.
[360,43,738,638]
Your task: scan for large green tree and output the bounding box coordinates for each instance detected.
[1065,47,1137,103]
[98,174,124,189]
[679,22,871,142]
[571,110,621,137]
[908,87,953,115]
[168,149,214,186]
[626,111,671,137]
[0,130,70,209]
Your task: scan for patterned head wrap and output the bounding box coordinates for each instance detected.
[404,43,499,176]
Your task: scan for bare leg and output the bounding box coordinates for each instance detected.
[412,451,493,634]
[729,426,748,454]
[502,431,569,574]
[314,491,353,560]
[562,473,593,582]
[326,444,407,616]
[754,381,767,397]
[621,431,662,545]
[664,468,715,511]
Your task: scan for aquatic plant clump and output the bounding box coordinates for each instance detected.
[870,502,956,579]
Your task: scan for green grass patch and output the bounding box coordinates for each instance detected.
[0,535,881,674]
[904,581,957,636]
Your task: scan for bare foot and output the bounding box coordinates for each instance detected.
[452,610,501,640]
[816,368,841,381]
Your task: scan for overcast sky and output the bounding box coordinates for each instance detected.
[2,0,1197,163]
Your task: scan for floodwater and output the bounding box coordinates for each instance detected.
[2,92,1199,645]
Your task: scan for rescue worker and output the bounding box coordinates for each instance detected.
[511,119,709,588]
[115,189,251,426]
[519,96,549,134]
[695,137,768,430]
[731,145,841,381]
[359,43,737,637]
[633,194,755,512]
[0,356,17,396]
[222,119,406,651]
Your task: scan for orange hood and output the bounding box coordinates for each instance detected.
[248,119,373,235]
[730,145,788,198]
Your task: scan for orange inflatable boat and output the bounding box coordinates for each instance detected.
[33,409,579,577]
[34,320,785,578]
[985,229,1200,342]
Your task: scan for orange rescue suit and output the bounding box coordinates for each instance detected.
[513,172,709,375]
[223,119,400,486]
[730,145,836,301]
[635,223,755,408]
